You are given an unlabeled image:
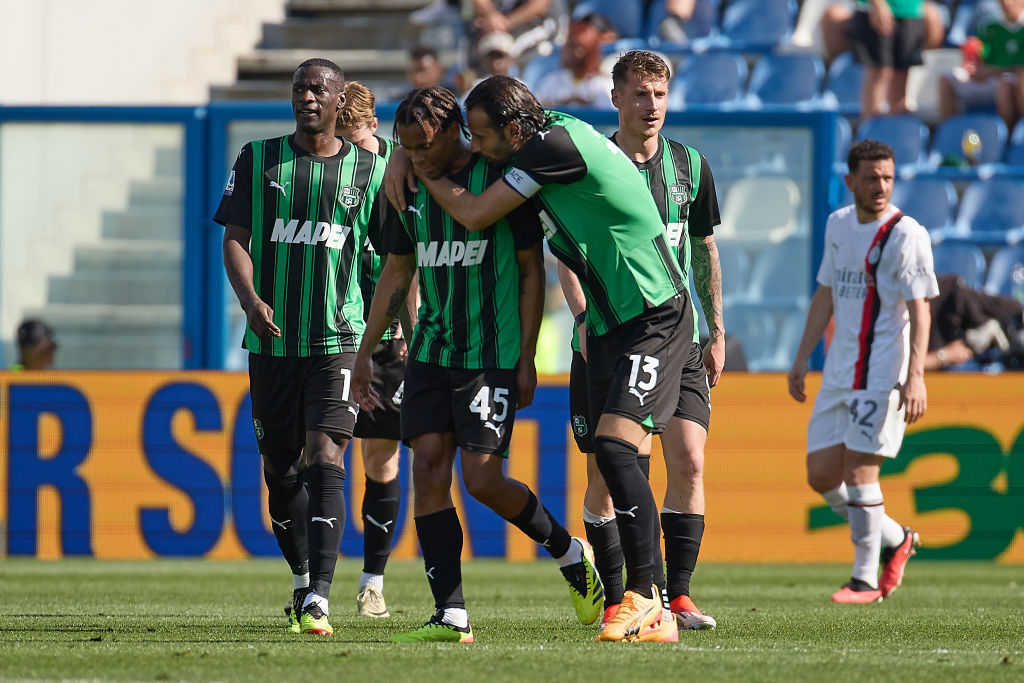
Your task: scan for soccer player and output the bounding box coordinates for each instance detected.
[565,49,722,630]
[336,80,416,619]
[216,59,388,636]
[788,139,937,603]
[385,76,692,642]
[352,86,604,643]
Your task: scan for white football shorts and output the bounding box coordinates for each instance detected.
[807,385,907,457]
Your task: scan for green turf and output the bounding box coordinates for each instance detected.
[0,559,1021,681]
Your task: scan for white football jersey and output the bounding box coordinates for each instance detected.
[817,204,939,391]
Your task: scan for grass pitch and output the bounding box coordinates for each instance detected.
[0,559,1021,682]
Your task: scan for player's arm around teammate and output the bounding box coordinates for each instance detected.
[515,240,544,408]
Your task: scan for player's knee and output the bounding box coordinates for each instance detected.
[264,469,304,511]
[461,464,503,503]
[807,470,837,494]
[411,450,451,491]
[665,448,703,483]
[363,441,400,482]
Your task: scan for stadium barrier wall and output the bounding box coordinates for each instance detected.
[1,371,1021,563]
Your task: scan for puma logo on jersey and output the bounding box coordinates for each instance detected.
[312,516,338,528]
[629,387,650,405]
[406,205,423,219]
[347,405,359,416]
[484,421,503,439]
[365,514,394,533]
[270,180,290,196]
[425,566,436,580]
[270,218,352,249]
[613,505,639,518]
[536,130,550,140]
[417,240,488,267]
[270,516,290,530]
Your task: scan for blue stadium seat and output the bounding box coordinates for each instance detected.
[930,113,1007,166]
[835,116,852,165]
[983,245,1024,298]
[521,52,561,91]
[669,51,747,108]
[1005,121,1024,166]
[720,0,797,52]
[931,242,987,288]
[746,53,824,108]
[574,0,644,38]
[724,305,779,370]
[953,179,1024,245]
[856,115,929,168]
[742,237,811,307]
[716,240,751,306]
[822,52,864,114]
[890,177,958,235]
[645,0,719,42]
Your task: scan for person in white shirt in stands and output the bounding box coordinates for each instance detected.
[788,139,938,604]
[533,10,616,110]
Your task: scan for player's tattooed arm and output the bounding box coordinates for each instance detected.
[692,234,725,385]
[515,243,545,408]
[353,253,416,409]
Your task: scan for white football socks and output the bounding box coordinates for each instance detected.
[292,572,310,590]
[553,536,584,568]
[360,572,384,592]
[441,607,469,628]
[823,483,907,548]
[847,483,885,587]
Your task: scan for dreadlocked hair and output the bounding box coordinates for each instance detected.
[393,86,468,140]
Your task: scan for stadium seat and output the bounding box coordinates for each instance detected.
[855,115,930,168]
[953,179,1024,245]
[645,0,719,42]
[746,53,824,108]
[889,177,958,235]
[983,245,1024,299]
[931,242,987,289]
[835,116,852,166]
[668,51,748,108]
[715,240,751,306]
[719,0,797,52]
[521,52,561,91]
[724,305,779,370]
[822,52,864,114]
[575,0,644,37]
[717,176,801,244]
[930,113,1007,166]
[742,237,812,307]
[771,309,807,370]
[1005,121,1024,166]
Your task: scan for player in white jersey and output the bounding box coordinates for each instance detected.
[788,139,938,604]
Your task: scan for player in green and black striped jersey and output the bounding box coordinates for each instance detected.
[562,50,725,632]
[352,86,604,643]
[335,80,418,621]
[216,59,387,637]
[387,75,694,642]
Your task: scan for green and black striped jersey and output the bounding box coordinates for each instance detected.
[502,111,686,337]
[383,153,543,370]
[359,134,399,342]
[214,134,386,356]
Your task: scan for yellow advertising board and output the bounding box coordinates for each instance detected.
[1,371,1021,562]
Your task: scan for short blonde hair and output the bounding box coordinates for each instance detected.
[339,81,376,128]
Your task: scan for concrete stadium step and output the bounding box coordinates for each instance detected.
[73,240,182,273]
[237,49,410,78]
[128,178,183,208]
[287,0,430,16]
[48,272,181,306]
[261,17,424,50]
[153,147,183,178]
[101,208,181,240]
[31,304,182,334]
[53,334,182,369]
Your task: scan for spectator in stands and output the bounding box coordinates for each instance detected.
[926,274,1024,370]
[453,30,519,96]
[651,0,699,44]
[533,11,616,109]
[410,0,463,27]
[938,0,1024,130]
[464,0,558,70]
[12,319,57,370]
[847,1,931,116]
[407,46,445,90]
[821,1,947,62]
